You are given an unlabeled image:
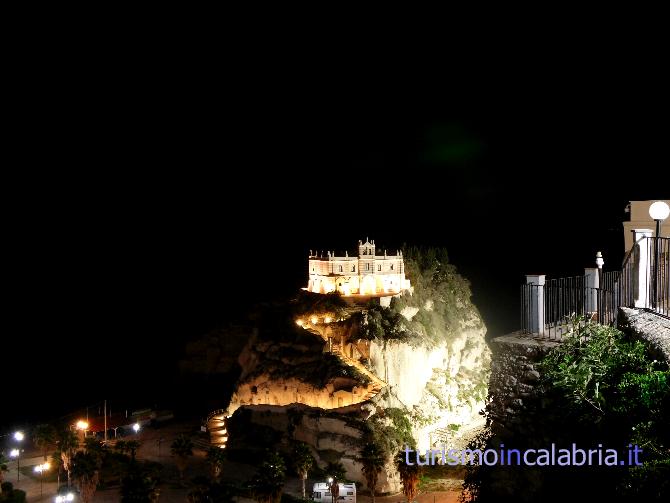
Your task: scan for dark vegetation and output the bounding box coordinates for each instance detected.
[463,321,670,502]
[360,247,483,347]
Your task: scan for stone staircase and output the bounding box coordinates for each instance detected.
[206,408,228,449]
[204,321,388,447]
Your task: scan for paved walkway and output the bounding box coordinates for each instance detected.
[2,454,59,502]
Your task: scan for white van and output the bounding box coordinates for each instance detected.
[312,482,356,503]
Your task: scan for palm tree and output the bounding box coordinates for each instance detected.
[170,435,194,483]
[71,451,100,503]
[33,424,57,461]
[58,429,80,488]
[358,443,385,503]
[396,451,421,503]
[248,450,286,503]
[206,447,227,480]
[125,440,141,462]
[0,454,8,486]
[291,442,314,499]
[120,463,160,503]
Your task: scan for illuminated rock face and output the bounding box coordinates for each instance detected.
[307,239,411,297]
[369,322,491,452]
[228,376,377,416]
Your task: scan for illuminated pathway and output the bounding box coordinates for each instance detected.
[206,317,387,448]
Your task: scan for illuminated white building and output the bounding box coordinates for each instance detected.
[306,239,411,299]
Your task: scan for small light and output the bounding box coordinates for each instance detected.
[14,431,24,442]
[295,319,304,326]
[76,420,89,430]
[328,477,333,483]
[67,493,75,501]
[10,449,19,458]
[310,316,318,324]
[324,316,332,323]
[649,201,670,221]
[133,423,140,433]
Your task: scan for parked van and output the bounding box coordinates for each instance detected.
[312,482,356,503]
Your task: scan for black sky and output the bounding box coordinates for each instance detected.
[4,66,669,430]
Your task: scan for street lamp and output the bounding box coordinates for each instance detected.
[12,431,23,482]
[34,462,51,499]
[9,449,20,482]
[132,423,140,434]
[76,420,89,440]
[649,201,670,308]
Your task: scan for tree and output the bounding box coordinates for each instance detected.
[33,424,57,461]
[396,451,421,503]
[57,429,80,488]
[71,451,100,503]
[358,443,385,503]
[206,447,227,480]
[291,442,314,499]
[0,454,8,486]
[247,450,286,503]
[170,435,194,483]
[125,441,141,462]
[120,463,160,503]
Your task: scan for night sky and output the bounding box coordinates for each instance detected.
[4,75,668,431]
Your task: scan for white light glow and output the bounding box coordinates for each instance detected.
[133,423,140,433]
[14,431,24,442]
[649,201,670,221]
[10,449,19,458]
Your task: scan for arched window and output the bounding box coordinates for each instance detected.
[366,263,370,271]
[339,265,343,272]
[352,265,356,272]
[390,264,394,270]
[378,264,381,271]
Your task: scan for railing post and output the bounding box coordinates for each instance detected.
[525,274,545,334]
[633,229,653,308]
[584,267,599,316]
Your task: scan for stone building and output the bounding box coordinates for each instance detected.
[306,239,411,299]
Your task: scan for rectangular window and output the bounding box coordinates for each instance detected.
[378,264,381,271]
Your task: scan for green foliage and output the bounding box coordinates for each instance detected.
[0,482,26,503]
[540,321,668,418]
[188,476,237,503]
[359,246,482,347]
[358,443,384,499]
[363,407,415,463]
[120,462,160,503]
[247,450,286,503]
[292,291,348,319]
[206,447,227,480]
[323,461,346,481]
[170,435,194,458]
[539,320,670,500]
[249,348,370,388]
[396,450,422,503]
[32,424,57,460]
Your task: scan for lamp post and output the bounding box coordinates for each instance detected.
[34,462,50,499]
[649,201,670,308]
[12,431,24,482]
[9,449,20,482]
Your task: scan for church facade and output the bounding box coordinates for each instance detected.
[306,239,411,298]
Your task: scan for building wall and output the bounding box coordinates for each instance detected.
[307,241,410,296]
[623,199,670,251]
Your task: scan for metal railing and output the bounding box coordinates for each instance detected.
[619,236,669,317]
[521,236,669,339]
[520,275,618,339]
